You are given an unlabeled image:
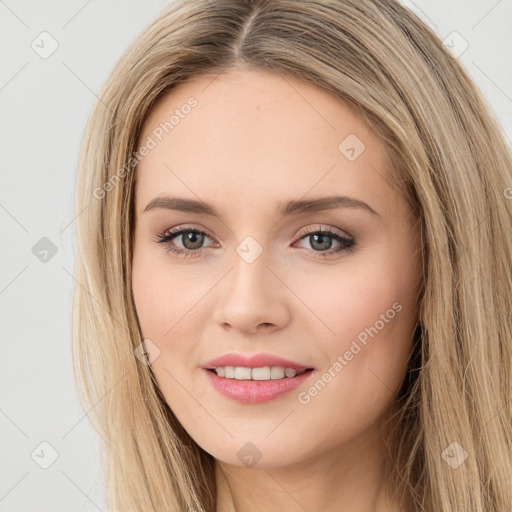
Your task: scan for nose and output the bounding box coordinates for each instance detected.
[212,249,291,335]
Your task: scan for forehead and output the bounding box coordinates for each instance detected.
[135,69,397,216]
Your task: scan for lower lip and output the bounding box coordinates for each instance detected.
[203,368,315,404]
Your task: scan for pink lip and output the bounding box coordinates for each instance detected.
[203,368,316,404]
[201,352,314,371]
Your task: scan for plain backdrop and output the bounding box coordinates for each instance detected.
[1,1,511,510]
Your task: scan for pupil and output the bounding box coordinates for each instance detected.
[311,234,331,251]
[184,231,203,249]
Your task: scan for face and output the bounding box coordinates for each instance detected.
[131,68,422,468]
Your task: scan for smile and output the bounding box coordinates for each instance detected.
[209,366,310,380]
[203,367,316,404]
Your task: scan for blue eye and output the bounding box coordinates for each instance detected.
[294,227,355,257]
[155,227,216,258]
[155,225,355,259]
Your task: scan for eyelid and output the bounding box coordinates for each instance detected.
[295,224,353,241]
[156,222,355,258]
[166,224,217,240]
[166,224,219,248]
[161,224,352,245]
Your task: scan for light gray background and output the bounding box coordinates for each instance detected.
[1,1,511,510]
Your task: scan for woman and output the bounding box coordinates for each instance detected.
[72,1,512,511]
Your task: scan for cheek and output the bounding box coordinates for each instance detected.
[296,258,416,392]
[131,245,181,340]
[295,261,400,340]
[131,252,196,402]
[131,248,212,359]
[289,266,415,443]
[132,260,166,339]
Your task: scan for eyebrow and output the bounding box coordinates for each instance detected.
[143,194,380,218]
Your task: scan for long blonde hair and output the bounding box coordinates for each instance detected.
[72,1,512,510]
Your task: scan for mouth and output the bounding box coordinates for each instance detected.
[206,366,315,381]
[203,366,317,404]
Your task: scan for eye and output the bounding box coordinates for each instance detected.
[154,225,218,258]
[293,225,355,258]
[154,224,355,258]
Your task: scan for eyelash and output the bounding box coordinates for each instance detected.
[154,224,355,259]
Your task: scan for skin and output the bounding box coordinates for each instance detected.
[132,67,423,512]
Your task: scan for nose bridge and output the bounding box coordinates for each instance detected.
[231,241,270,295]
[213,238,290,332]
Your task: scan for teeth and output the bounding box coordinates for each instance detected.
[270,367,285,379]
[253,367,271,380]
[234,367,251,380]
[212,366,307,380]
[284,368,297,378]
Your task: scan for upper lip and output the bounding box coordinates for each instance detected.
[202,352,314,371]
